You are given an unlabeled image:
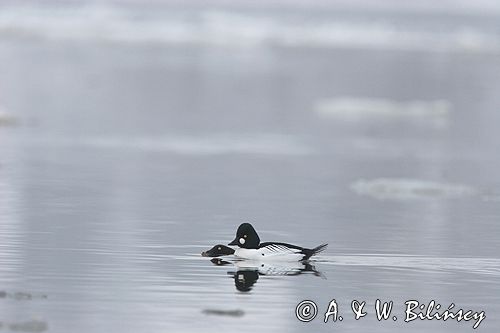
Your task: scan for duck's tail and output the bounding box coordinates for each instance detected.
[303,243,328,260]
[312,243,328,256]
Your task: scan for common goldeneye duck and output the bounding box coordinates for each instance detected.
[201,244,235,257]
[228,223,327,261]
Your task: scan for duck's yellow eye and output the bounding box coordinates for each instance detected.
[243,234,247,238]
[218,247,221,250]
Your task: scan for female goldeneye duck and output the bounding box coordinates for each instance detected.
[228,223,327,261]
[201,244,235,257]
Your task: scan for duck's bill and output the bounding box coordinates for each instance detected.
[228,238,238,246]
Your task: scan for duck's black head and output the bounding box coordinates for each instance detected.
[228,223,260,249]
[201,244,235,257]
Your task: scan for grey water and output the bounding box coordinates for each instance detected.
[1,1,500,332]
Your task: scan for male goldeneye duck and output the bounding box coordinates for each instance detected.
[201,244,235,257]
[228,223,327,261]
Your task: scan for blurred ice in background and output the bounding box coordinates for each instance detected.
[1,0,500,332]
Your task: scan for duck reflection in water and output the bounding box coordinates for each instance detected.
[230,260,324,292]
[202,245,324,292]
[231,269,260,292]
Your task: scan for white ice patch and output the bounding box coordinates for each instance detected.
[0,5,499,53]
[315,97,452,126]
[351,178,476,200]
[74,134,309,156]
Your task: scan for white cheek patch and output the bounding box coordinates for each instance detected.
[239,238,245,245]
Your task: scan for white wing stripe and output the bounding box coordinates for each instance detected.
[263,244,302,254]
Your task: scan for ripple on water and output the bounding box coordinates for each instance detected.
[7,320,48,333]
[202,309,245,317]
[320,254,500,276]
[0,291,48,300]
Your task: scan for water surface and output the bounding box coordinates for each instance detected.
[1,1,500,332]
